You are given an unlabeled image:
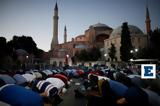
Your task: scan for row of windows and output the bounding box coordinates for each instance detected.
[52,61,63,67]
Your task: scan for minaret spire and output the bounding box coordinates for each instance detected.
[145,5,151,34]
[64,25,67,43]
[145,3,151,50]
[51,2,59,50]
[54,2,58,11]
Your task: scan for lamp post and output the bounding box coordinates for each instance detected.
[65,54,69,66]
[130,48,138,59]
[104,53,107,65]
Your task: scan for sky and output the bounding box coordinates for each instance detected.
[0,0,160,52]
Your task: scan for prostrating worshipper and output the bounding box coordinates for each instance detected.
[45,77,66,94]
[39,71,48,80]
[142,88,160,106]
[32,71,43,80]
[49,73,69,88]
[31,79,64,105]
[116,86,150,106]
[86,75,114,106]
[114,72,133,87]
[109,79,128,99]
[0,74,16,84]
[149,79,160,95]
[22,73,36,83]
[0,84,43,106]
[86,74,128,106]
[13,74,28,86]
[88,74,128,99]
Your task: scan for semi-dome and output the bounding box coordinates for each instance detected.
[110,25,143,36]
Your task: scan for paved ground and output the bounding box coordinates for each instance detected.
[58,78,87,106]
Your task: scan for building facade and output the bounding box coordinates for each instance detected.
[48,3,151,66]
[104,24,147,61]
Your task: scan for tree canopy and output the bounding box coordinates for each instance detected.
[0,35,44,70]
[120,22,133,62]
[108,43,116,61]
[74,47,101,62]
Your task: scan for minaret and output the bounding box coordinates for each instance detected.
[145,5,151,49]
[145,5,151,34]
[51,2,59,50]
[64,26,67,43]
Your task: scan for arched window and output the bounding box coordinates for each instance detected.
[53,61,57,67]
[59,61,62,67]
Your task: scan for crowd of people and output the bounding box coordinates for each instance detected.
[0,64,160,106]
[74,64,160,106]
[0,68,73,106]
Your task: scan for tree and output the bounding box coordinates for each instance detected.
[137,29,160,60]
[79,49,89,61]
[108,43,116,61]
[74,47,101,62]
[0,37,7,65]
[74,51,80,61]
[120,22,133,62]
[150,29,160,60]
[89,47,101,61]
[0,37,7,57]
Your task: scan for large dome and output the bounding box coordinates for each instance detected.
[111,25,143,36]
[91,23,112,29]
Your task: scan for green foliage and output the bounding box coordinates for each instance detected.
[0,35,44,70]
[108,43,116,61]
[74,47,101,62]
[120,22,133,62]
[8,35,37,54]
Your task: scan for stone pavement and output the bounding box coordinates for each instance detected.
[58,78,87,106]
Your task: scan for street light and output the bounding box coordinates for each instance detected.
[130,58,133,61]
[135,48,138,52]
[130,48,139,59]
[104,53,107,57]
[130,50,133,53]
[65,54,69,66]
[66,54,69,58]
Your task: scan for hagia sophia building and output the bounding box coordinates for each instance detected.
[48,2,151,66]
